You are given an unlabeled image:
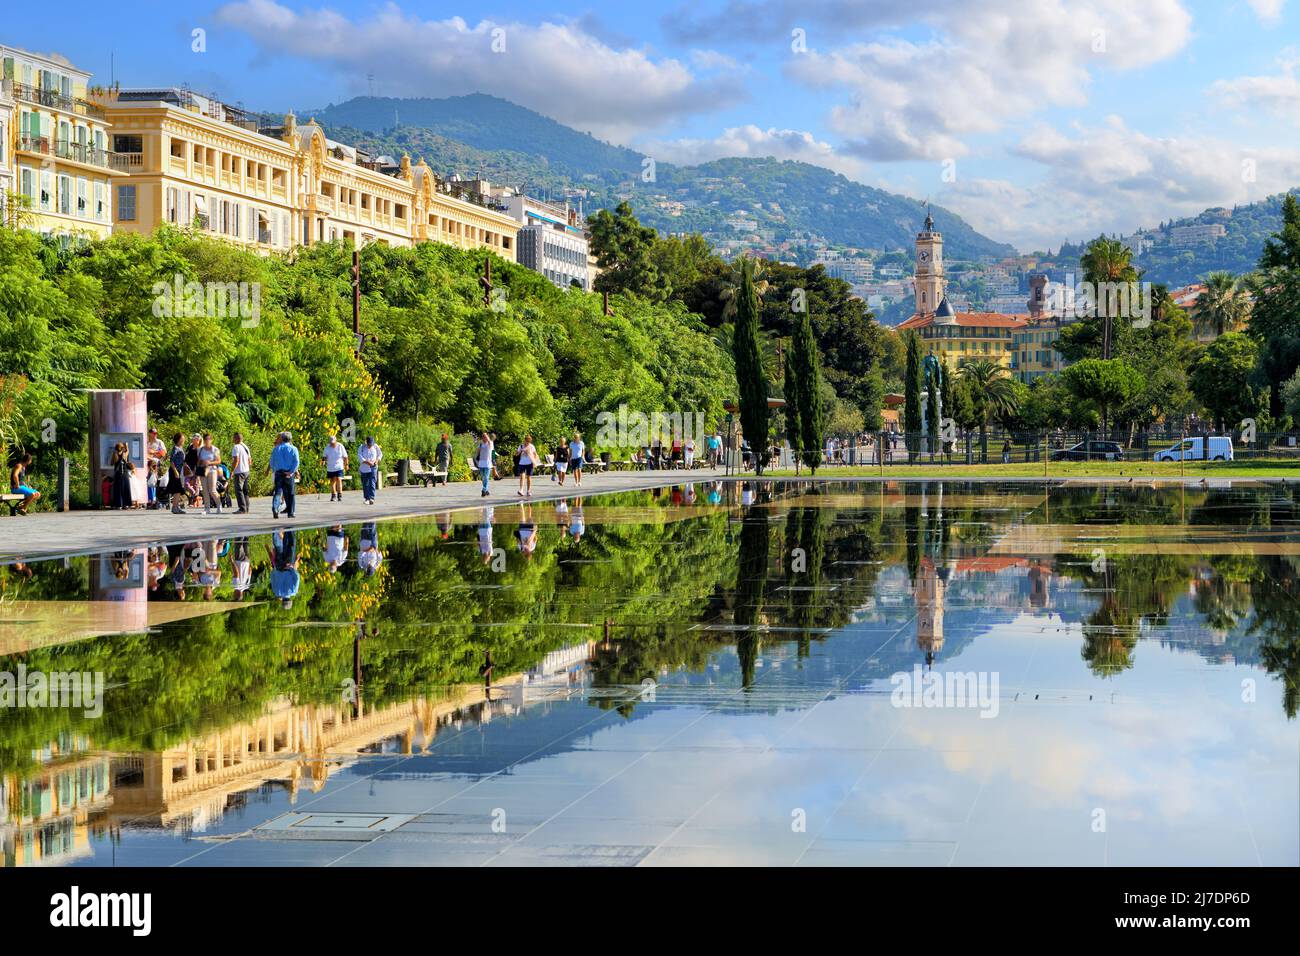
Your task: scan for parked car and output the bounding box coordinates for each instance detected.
[1051,440,1125,462]
[1152,436,1234,462]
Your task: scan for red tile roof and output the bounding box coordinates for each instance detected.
[898,311,1030,330]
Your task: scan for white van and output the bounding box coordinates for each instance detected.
[1152,436,1234,462]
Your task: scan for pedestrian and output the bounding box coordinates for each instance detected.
[321,435,348,502]
[489,432,501,480]
[265,433,283,515]
[358,435,382,504]
[230,431,251,513]
[475,431,494,497]
[145,455,158,508]
[110,441,135,509]
[554,438,569,486]
[434,432,453,483]
[1001,439,1011,464]
[568,431,586,488]
[8,453,40,515]
[198,433,223,515]
[270,431,300,519]
[146,428,166,509]
[167,433,188,513]
[684,436,696,469]
[516,433,539,498]
[184,434,203,507]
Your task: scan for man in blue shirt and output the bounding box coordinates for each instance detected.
[269,431,301,518]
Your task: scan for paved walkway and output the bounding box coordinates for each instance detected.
[1,468,732,562]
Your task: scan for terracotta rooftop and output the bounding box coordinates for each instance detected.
[898,311,1030,330]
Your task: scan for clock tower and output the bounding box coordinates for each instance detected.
[914,210,944,315]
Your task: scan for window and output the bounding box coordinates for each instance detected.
[117,184,137,222]
[113,134,142,155]
[40,170,51,210]
[77,178,87,217]
[94,181,104,220]
[20,167,34,201]
[166,187,178,223]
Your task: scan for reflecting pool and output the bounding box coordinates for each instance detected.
[1,480,1297,866]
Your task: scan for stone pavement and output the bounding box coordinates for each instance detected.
[0,467,732,562]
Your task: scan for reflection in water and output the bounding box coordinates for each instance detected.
[1,481,1299,866]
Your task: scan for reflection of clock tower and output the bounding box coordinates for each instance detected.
[914,210,944,314]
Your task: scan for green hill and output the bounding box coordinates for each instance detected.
[304,94,1015,262]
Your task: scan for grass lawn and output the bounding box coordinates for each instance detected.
[763,458,1300,479]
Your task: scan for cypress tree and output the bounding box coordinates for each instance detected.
[925,364,940,457]
[733,257,769,474]
[904,332,924,461]
[784,342,802,468]
[792,307,824,473]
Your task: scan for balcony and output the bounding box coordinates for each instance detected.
[17,135,131,172]
[5,79,106,121]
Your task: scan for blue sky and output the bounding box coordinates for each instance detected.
[8,0,1300,250]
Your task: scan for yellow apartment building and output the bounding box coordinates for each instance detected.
[96,90,517,259]
[898,301,1025,370]
[1,45,125,240]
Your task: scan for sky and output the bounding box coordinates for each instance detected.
[7,0,1300,251]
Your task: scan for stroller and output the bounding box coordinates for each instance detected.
[214,463,233,510]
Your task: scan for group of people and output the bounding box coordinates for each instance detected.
[473,431,591,498]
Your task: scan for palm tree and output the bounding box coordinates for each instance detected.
[1200,271,1248,338]
[959,360,1019,462]
[719,255,770,321]
[1080,237,1138,359]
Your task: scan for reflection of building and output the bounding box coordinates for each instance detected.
[915,557,947,664]
[2,736,111,867]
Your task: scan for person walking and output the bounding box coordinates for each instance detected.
[110,442,136,509]
[475,431,494,497]
[554,438,569,486]
[1001,439,1011,464]
[167,433,188,514]
[321,435,348,502]
[684,436,696,470]
[184,434,203,507]
[230,432,251,513]
[198,433,223,515]
[568,431,586,489]
[270,431,300,519]
[434,433,453,484]
[9,453,40,515]
[516,433,539,498]
[358,435,382,505]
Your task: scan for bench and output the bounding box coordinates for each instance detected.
[2,492,27,515]
[406,459,447,487]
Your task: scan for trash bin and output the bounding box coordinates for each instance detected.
[396,459,410,486]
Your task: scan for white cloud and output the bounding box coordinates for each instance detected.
[1245,0,1286,23]
[784,0,1193,161]
[639,124,870,177]
[936,116,1300,250]
[213,0,744,142]
[1209,48,1300,122]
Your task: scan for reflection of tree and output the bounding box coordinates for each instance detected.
[784,502,826,655]
[734,509,770,689]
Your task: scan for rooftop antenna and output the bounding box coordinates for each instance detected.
[367,72,375,97]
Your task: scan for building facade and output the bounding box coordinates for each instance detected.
[1,45,124,240]
[94,90,517,259]
[0,77,13,218]
[503,194,589,289]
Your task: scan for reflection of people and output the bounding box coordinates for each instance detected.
[267,530,302,609]
[516,503,537,559]
[568,497,585,543]
[478,507,495,563]
[436,511,452,539]
[358,522,383,577]
[323,525,348,573]
[231,537,252,599]
[478,650,494,688]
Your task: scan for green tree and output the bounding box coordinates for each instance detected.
[1200,271,1248,338]
[791,306,825,472]
[732,257,770,474]
[1190,332,1263,430]
[587,201,666,300]
[903,332,923,461]
[958,359,1020,461]
[1247,194,1300,416]
[1061,358,1145,435]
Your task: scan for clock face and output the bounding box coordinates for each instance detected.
[918,251,931,262]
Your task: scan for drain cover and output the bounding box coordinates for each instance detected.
[254,812,416,840]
